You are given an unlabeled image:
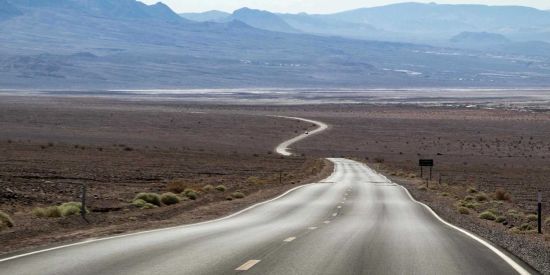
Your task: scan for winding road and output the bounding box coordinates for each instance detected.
[0,117,536,275]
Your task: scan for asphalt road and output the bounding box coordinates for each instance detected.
[0,158,535,275]
[274,116,328,156]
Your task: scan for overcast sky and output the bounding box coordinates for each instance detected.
[140,0,550,14]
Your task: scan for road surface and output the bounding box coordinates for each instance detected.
[274,116,328,156]
[0,158,534,275]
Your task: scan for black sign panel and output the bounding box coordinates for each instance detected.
[419,159,434,167]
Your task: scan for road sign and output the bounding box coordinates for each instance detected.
[419,159,434,167]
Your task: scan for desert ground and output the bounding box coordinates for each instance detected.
[0,94,549,272]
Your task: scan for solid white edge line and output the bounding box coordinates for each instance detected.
[371,167,531,275]
[0,179,323,263]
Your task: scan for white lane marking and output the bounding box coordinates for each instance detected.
[0,176,323,262]
[337,206,342,209]
[323,221,331,224]
[236,260,261,271]
[332,213,338,217]
[284,237,296,242]
[272,116,329,156]
[372,168,532,275]
[308,227,318,230]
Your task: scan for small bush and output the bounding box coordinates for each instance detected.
[479,211,497,221]
[231,192,245,199]
[215,185,227,192]
[475,193,489,202]
[526,214,538,222]
[225,196,233,201]
[467,187,478,194]
[134,193,161,206]
[202,185,214,192]
[519,223,534,231]
[132,199,147,208]
[185,191,198,200]
[457,207,470,215]
[494,189,511,201]
[441,192,450,197]
[160,193,181,205]
[464,202,478,209]
[166,179,186,193]
[33,206,61,218]
[464,195,474,201]
[58,202,84,217]
[417,186,427,191]
[0,211,14,229]
[496,216,506,223]
[373,157,385,163]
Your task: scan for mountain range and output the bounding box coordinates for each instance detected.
[182,3,550,55]
[0,0,549,89]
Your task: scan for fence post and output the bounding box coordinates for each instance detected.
[538,191,542,234]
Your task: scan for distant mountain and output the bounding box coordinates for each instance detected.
[450,32,511,45]
[1,0,549,89]
[11,0,184,22]
[179,10,229,22]
[229,8,299,33]
[327,3,550,42]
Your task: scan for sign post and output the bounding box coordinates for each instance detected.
[81,184,89,223]
[419,159,434,180]
[538,191,542,234]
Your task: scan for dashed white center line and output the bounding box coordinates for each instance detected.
[332,213,338,217]
[236,260,261,271]
[323,220,331,224]
[284,237,296,242]
[308,226,318,230]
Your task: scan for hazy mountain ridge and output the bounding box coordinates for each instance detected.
[184,3,550,49]
[1,0,550,89]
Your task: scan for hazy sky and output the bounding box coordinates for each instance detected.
[140,0,550,14]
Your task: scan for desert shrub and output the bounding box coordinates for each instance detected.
[166,179,187,193]
[519,223,534,231]
[479,211,497,221]
[33,206,61,218]
[132,199,147,208]
[441,192,450,197]
[0,211,14,229]
[215,185,227,192]
[496,216,506,223]
[185,191,198,200]
[457,207,470,215]
[373,157,385,163]
[526,214,538,222]
[202,185,214,192]
[464,202,478,209]
[160,193,181,205]
[494,189,511,201]
[231,192,245,199]
[225,196,233,201]
[475,193,489,202]
[247,176,265,185]
[467,187,478,194]
[464,195,475,201]
[132,199,157,209]
[58,202,84,217]
[134,193,161,206]
[417,186,427,191]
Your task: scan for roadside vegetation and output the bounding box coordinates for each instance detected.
[33,202,86,218]
[0,211,14,230]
